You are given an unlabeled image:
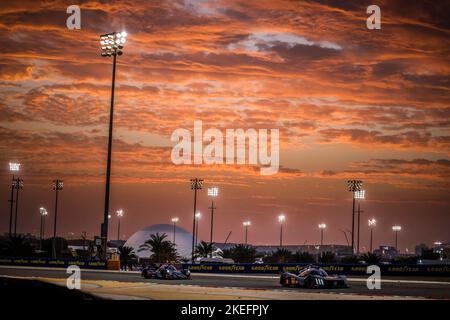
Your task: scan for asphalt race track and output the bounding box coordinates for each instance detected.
[1,266,449,299]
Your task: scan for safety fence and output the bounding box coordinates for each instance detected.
[183,263,450,277]
[0,257,107,269]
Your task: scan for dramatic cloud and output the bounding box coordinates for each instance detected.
[0,0,449,248]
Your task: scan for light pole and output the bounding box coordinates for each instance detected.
[8,162,20,237]
[243,221,251,244]
[39,207,48,250]
[99,31,127,260]
[195,212,201,246]
[392,225,402,252]
[207,187,218,257]
[368,218,376,253]
[171,217,179,244]
[354,189,365,254]
[52,179,63,258]
[190,178,203,261]
[116,209,124,241]
[347,180,363,254]
[13,177,23,237]
[278,214,285,247]
[318,223,326,246]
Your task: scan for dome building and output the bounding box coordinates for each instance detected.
[124,224,194,259]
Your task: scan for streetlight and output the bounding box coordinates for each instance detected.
[8,162,20,237]
[347,180,363,254]
[354,189,365,254]
[368,218,376,252]
[243,221,251,244]
[39,207,48,250]
[392,225,402,251]
[195,212,201,246]
[52,179,63,258]
[207,187,218,257]
[99,31,128,260]
[190,178,203,261]
[171,217,179,244]
[278,214,286,247]
[318,223,326,246]
[116,209,124,241]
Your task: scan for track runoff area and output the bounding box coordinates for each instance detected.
[0,265,449,300]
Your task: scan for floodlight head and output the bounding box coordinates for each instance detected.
[278,214,286,223]
[434,241,442,246]
[14,178,24,189]
[190,178,204,190]
[368,218,376,227]
[52,180,63,190]
[108,214,112,219]
[318,223,326,229]
[354,190,365,199]
[171,217,179,223]
[347,179,363,192]
[195,212,201,219]
[243,221,251,227]
[100,31,127,57]
[207,187,219,197]
[116,209,124,217]
[9,162,20,172]
[40,207,48,216]
[392,225,402,231]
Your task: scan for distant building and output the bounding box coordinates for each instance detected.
[373,245,397,259]
[415,243,429,256]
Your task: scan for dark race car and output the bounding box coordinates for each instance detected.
[280,265,349,289]
[141,264,191,280]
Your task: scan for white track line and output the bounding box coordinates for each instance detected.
[191,272,450,285]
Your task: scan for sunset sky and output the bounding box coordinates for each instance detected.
[0,0,449,252]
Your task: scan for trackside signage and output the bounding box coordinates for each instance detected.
[184,263,450,277]
[0,257,107,269]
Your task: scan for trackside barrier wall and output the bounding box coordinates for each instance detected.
[182,263,450,277]
[0,257,107,269]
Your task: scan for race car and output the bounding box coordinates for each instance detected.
[280,265,349,289]
[141,264,191,280]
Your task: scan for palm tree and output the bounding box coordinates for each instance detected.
[195,241,216,258]
[138,233,177,263]
[1,235,34,257]
[228,244,257,263]
[267,248,292,263]
[118,246,138,270]
[292,251,315,263]
[318,251,336,263]
[361,252,382,264]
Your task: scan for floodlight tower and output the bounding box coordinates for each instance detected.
[368,218,376,252]
[39,207,48,250]
[190,178,203,261]
[278,214,286,247]
[8,162,20,237]
[354,189,365,254]
[116,209,124,240]
[195,212,201,246]
[392,225,402,251]
[243,221,251,244]
[207,187,218,257]
[171,217,179,244]
[318,223,326,246]
[99,31,127,259]
[13,178,23,237]
[347,180,363,254]
[52,179,63,258]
